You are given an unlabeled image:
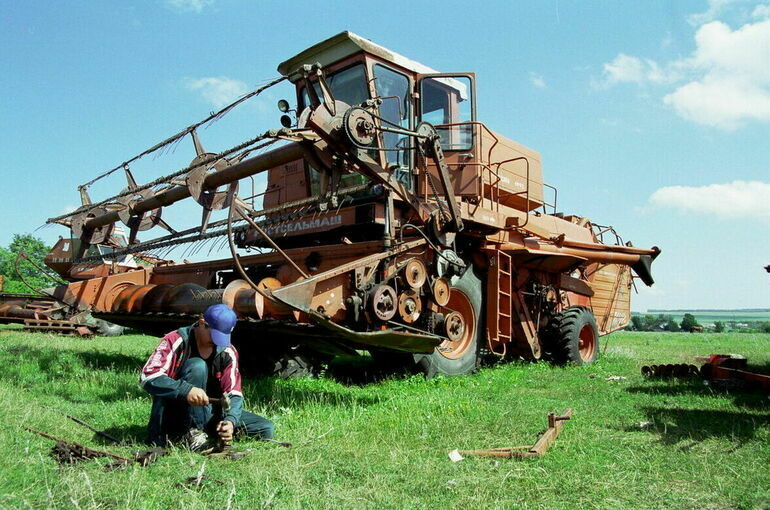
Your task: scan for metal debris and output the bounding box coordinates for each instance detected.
[457,409,573,460]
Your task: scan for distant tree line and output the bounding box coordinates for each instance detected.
[626,313,770,334]
[626,313,701,332]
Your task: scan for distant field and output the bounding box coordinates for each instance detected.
[639,310,770,324]
[0,326,769,509]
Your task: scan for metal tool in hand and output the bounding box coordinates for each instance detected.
[208,395,232,448]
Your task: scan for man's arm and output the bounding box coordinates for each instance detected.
[218,347,244,424]
[139,332,194,400]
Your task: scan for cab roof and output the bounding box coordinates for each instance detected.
[277,31,438,81]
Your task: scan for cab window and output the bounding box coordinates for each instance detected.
[373,64,412,188]
[420,75,474,151]
[299,64,369,109]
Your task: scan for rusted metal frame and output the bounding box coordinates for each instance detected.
[14,251,67,292]
[232,199,309,279]
[154,239,391,276]
[434,121,499,212]
[49,136,281,226]
[77,142,303,232]
[495,156,530,228]
[542,182,558,215]
[459,409,573,459]
[510,288,541,359]
[545,238,658,257]
[434,120,499,162]
[486,250,511,357]
[271,238,427,312]
[504,242,651,266]
[306,103,431,222]
[424,136,464,232]
[600,264,627,331]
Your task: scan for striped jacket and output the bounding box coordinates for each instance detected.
[140,324,243,424]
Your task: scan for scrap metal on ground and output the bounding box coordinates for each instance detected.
[458,409,573,459]
[642,354,770,392]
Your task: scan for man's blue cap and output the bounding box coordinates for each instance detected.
[203,304,237,347]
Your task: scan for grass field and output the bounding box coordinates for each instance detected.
[0,326,768,509]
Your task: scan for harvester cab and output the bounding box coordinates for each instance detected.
[35,31,659,377]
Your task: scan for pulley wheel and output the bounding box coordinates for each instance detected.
[186,154,237,210]
[432,277,451,306]
[70,207,114,245]
[443,311,466,343]
[397,289,422,324]
[257,277,282,292]
[404,259,427,289]
[116,188,163,232]
[343,107,377,146]
[369,284,397,321]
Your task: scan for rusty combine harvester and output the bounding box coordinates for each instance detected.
[39,32,659,376]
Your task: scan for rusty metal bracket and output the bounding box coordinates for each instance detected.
[458,409,573,459]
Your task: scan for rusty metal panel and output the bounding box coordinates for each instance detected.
[588,263,632,334]
[479,128,544,211]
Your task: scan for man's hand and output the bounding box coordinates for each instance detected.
[216,420,234,442]
[186,387,209,406]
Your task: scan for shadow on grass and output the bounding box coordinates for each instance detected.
[627,379,770,410]
[0,345,146,403]
[2,344,146,373]
[96,424,148,446]
[626,406,770,448]
[324,355,415,386]
[243,376,384,409]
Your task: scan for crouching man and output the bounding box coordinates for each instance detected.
[139,303,274,449]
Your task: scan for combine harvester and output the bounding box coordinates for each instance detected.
[34,32,658,376]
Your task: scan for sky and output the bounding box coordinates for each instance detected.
[1,0,768,312]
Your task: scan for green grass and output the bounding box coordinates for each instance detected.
[0,326,768,509]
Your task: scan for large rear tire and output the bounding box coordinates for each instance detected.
[412,265,483,378]
[544,306,599,365]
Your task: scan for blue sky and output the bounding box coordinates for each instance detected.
[1,0,768,311]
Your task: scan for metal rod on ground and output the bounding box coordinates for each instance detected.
[43,406,126,445]
[458,409,573,459]
[23,426,134,463]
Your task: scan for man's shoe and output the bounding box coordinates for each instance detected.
[182,428,209,452]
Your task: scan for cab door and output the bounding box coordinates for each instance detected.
[417,74,480,197]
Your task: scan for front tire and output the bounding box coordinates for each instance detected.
[413,265,483,377]
[544,306,599,365]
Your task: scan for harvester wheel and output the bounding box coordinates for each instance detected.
[95,319,125,337]
[413,266,483,378]
[544,306,599,365]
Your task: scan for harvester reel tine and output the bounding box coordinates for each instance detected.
[200,206,213,235]
[156,218,176,234]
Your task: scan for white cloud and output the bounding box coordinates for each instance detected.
[687,0,739,25]
[598,17,770,129]
[648,180,770,219]
[596,54,674,88]
[165,0,213,13]
[529,72,546,88]
[753,4,770,19]
[664,19,770,129]
[184,77,248,108]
